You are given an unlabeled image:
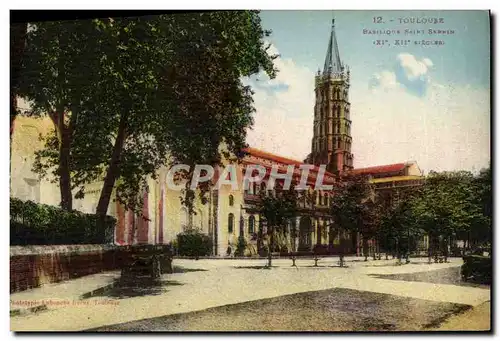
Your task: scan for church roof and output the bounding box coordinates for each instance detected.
[244,147,303,167]
[242,147,336,178]
[323,19,343,75]
[351,163,407,176]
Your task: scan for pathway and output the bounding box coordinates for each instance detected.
[10,257,490,331]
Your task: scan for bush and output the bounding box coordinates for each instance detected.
[313,244,330,255]
[176,228,212,258]
[10,198,116,245]
[235,235,247,257]
[461,255,491,284]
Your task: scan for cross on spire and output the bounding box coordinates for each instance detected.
[323,16,342,76]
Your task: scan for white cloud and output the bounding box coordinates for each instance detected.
[422,58,433,68]
[369,71,400,91]
[245,46,490,173]
[397,53,433,80]
[244,44,315,161]
[351,82,490,173]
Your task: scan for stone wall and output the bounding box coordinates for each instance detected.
[10,245,125,294]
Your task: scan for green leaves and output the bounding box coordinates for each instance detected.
[329,174,377,236]
[10,198,116,245]
[257,182,299,233]
[20,12,277,215]
[377,168,492,251]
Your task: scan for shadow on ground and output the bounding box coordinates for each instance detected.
[233,265,274,270]
[87,287,471,332]
[173,266,208,274]
[370,266,490,289]
[302,265,349,269]
[81,279,184,300]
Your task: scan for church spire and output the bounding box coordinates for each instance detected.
[323,18,343,75]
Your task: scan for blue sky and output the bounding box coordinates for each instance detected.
[260,10,490,88]
[245,10,490,173]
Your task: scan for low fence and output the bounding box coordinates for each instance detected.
[10,244,174,294]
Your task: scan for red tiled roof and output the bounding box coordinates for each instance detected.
[242,147,335,178]
[243,147,303,166]
[351,163,406,175]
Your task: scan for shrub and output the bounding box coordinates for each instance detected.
[176,228,212,258]
[10,198,116,245]
[461,255,491,284]
[235,235,247,257]
[313,244,329,255]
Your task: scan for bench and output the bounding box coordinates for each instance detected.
[289,252,333,267]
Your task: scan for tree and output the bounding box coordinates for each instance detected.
[19,12,278,222]
[409,170,488,262]
[378,193,423,263]
[257,182,298,267]
[329,174,379,265]
[469,166,491,247]
[19,20,111,211]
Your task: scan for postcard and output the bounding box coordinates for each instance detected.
[9,9,491,332]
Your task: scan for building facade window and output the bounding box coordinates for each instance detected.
[228,213,234,233]
[248,215,255,234]
[229,195,234,206]
[260,182,267,193]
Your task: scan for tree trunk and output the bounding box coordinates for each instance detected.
[427,234,432,264]
[49,110,73,211]
[58,125,72,211]
[339,236,345,267]
[396,238,401,262]
[362,237,368,261]
[96,113,128,222]
[267,226,273,267]
[444,235,449,263]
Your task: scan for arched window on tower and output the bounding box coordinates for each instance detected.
[229,194,234,206]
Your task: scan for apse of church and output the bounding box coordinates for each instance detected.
[308,19,354,174]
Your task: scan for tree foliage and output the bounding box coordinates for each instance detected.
[10,22,28,139]
[409,169,491,253]
[19,12,278,219]
[330,174,378,237]
[377,168,491,260]
[256,181,299,266]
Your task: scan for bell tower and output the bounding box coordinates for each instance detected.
[308,19,354,174]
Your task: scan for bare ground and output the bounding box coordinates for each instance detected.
[426,301,491,331]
